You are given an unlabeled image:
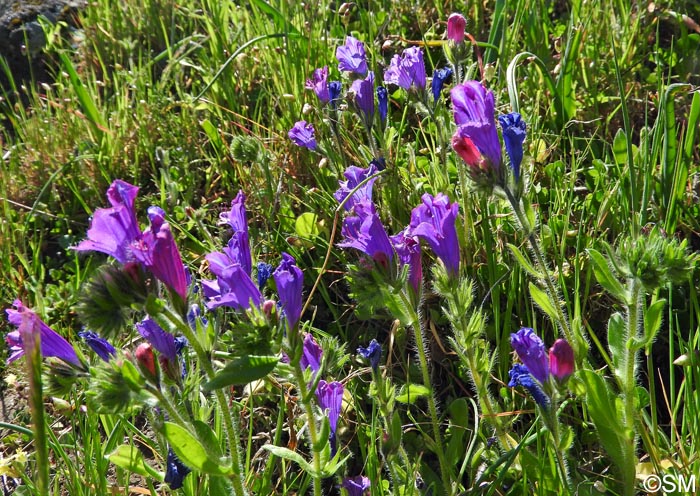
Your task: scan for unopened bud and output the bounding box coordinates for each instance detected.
[135,343,159,385]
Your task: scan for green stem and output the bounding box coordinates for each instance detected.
[401,295,452,495]
[623,279,642,433]
[503,187,574,345]
[25,329,49,496]
[160,306,248,496]
[541,406,572,494]
[291,361,323,496]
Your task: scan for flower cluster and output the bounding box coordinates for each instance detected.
[508,328,574,408]
[73,180,188,300]
[450,81,527,189]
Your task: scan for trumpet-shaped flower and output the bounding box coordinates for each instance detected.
[498,112,527,182]
[136,317,177,362]
[219,191,253,277]
[273,253,304,330]
[338,201,394,265]
[431,67,452,103]
[510,327,549,384]
[350,71,375,127]
[342,476,371,496]
[288,121,317,151]
[316,380,344,455]
[5,300,79,365]
[508,364,550,408]
[390,228,423,294]
[74,180,141,264]
[334,163,379,211]
[336,36,368,76]
[78,331,116,362]
[300,333,323,374]
[451,82,502,171]
[384,46,426,90]
[408,193,460,276]
[305,66,330,104]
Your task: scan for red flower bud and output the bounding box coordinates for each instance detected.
[549,339,574,381]
[135,343,159,383]
[447,13,467,44]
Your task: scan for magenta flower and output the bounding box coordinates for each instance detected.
[384,46,426,90]
[447,13,467,43]
[451,82,502,171]
[273,253,304,330]
[202,261,262,310]
[316,380,344,455]
[74,181,188,300]
[350,71,375,127]
[342,476,371,496]
[300,333,323,374]
[132,207,188,300]
[336,36,368,76]
[390,228,422,294]
[408,193,460,276]
[510,328,549,384]
[288,121,317,150]
[305,66,330,104]
[74,180,141,263]
[5,300,79,365]
[334,163,379,211]
[338,201,394,265]
[549,338,575,382]
[218,191,253,277]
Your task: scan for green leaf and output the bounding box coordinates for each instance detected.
[250,0,301,34]
[262,445,316,475]
[613,128,628,165]
[579,371,636,490]
[193,420,223,458]
[203,356,278,391]
[506,243,543,279]
[295,212,320,240]
[587,249,627,302]
[395,384,431,404]
[607,312,626,380]
[163,422,232,476]
[107,445,163,481]
[528,282,559,324]
[637,299,666,350]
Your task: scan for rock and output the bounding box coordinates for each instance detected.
[0,0,86,89]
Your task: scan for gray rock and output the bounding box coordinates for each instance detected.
[0,0,86,88]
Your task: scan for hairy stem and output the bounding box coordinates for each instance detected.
[291,361,324,496]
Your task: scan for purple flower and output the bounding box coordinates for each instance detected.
[336,36,368,76]
[334,163,379,211]
[338,201,394,265]
[219,191,252,277]
[408,193,460,276]
[377,86,388,123]
[305,66,330,104]
[257,262,273,290]
[342,476,371,496]
[300,333,323,374]
[131,207,188,300]
[316,380,344,455]
[510,328,549,384]
[329,81,343,108]
[350,71,375,127]
[498,112,527,182]
[136,317,177,362]
[288,121,317,151]
[431,67,452,103]
[447,13,467,43]
[5,300,79,365]
[164,447,191,489]
[508,364,550,408]
[451,82,502,170]
[357,339,381,371]
[390,228,423,294]
[273,253,304,330]
[78,331,116,362]
[202,261,262,310]
[74,180,141,263]
[549,339,574,382]
[384,46,426,90]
